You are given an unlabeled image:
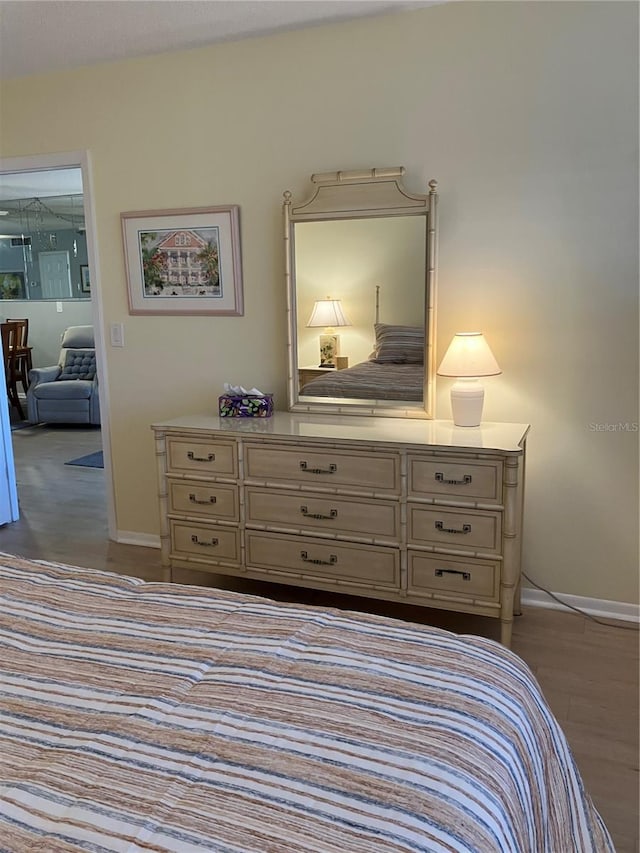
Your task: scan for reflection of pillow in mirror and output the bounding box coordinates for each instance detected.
[370,323,424,364]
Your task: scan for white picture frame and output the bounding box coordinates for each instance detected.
[121,205,243,316]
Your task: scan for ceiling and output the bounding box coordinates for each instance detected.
[0,170,83,201]
[0,0,439,234]
[0,170,84,236]
[0,0,438,81]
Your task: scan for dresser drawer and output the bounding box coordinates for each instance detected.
[246,531,399,587]
[168,480,239,521]
[408,456,502,503]
[245,487,399,541]
[170,520,240,563]
[167,438,237,477]
[408,551,499,601]
[245,444,400,493]
[408,504,502,553]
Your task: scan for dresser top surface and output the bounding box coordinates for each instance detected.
[152,412,529,453]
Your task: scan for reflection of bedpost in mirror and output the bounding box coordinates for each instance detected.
[284,167,438,418]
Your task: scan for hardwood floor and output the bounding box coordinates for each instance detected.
[3,423,639,852]
[3,422,163,578]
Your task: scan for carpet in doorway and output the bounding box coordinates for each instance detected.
[65,451,104,469]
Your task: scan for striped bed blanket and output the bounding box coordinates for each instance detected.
[0,553,613,852]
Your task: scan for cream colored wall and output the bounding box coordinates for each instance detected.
[0,302,93,367]
[0,1,637,604]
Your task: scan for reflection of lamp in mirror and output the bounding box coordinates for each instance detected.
[437,332,501,427]
[306,297,351,368]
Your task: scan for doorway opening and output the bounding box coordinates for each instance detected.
[0,150,116,544]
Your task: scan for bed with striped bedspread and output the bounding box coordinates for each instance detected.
[0,553,613,852]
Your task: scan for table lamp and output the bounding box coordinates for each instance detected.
[306,297,351,368]
[437,332,501,427]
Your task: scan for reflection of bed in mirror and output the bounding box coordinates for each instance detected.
[300,320,424,400]
[301,360,423,400]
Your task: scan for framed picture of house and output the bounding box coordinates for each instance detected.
[80,265,91,293]
[0,271,26,300]
[120,205,243,316]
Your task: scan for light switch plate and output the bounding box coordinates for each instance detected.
[110,322,124,347]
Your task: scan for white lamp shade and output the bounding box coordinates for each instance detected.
[437,332,501,378]
[307,298,351,328]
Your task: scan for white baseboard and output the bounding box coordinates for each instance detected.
[522,587,639,623]
[115,531,161,549]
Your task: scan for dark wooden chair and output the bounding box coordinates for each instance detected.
[5,318,32,394]
[1,321,25,419]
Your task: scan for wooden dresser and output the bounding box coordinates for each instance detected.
[152,414,529,645]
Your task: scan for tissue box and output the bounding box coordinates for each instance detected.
[218,393,274,418]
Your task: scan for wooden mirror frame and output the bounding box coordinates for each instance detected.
[284,167,438,418]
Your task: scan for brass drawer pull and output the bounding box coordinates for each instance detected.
[300,505,338,521]
[191,534,219,547]
[300,550,337,566]
[435,521,471,535]
[189,494,217,505]
[435,568,471,581]
[187,451,216,462]
[300,461,337,475]
[435,472,472,486]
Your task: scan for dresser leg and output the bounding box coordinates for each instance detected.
[500,619,513,647]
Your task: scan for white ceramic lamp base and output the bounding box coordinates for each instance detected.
[450,378,485,427]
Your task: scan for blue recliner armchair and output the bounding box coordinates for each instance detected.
[27,325,100,425]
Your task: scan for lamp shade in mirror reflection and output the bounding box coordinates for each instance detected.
[437,332,501,427]
[306,297,351,368]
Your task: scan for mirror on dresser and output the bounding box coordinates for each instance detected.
[283,167,438,418]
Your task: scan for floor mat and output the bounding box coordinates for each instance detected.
[65,451,104,468]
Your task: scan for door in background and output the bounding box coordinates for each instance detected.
[39,250,72,298]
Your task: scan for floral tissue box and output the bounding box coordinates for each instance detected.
[218,393,274,418]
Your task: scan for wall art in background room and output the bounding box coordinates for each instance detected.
[0,271,26,300]
[80,264,91,293]
[121,205,243,315]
